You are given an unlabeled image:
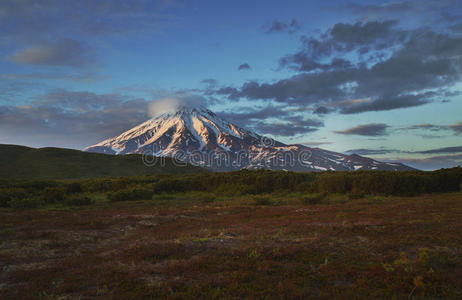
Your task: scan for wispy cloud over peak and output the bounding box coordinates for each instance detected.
[148,93,207,117]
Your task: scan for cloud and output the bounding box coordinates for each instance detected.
[8,38,94,67]
[1,72,100,82]
[392,154,462,171]
[0,0,177,40]
[148,93,207,117]
[265,19,300,34]
[441,12,462,23]
[340,94,432,114]
[238,63,251,70]
[416,146,462,154]
[345,148,399,155]
[313,106,330,114]
[450,23,462,33]
[218,105,323,137]
[449,122,462,134]
[279,55,354,72]
[300,141,332,147]
[215,20,462,115]
[218,106,283,125]
[0,81,39,104]
[403,123,445,131]
[329,20,399,47]
[280,20,401,68]
[251,120,320,136]
[215,86,240,97]
[417,134,446,139]
[0,89,150,149]
[348,1,458,25]
[345,146,462,156]
[334,123,389,136]
[348,2,413,15]
[1,0,179,69]
[399,121,462,135]
[200,79,218,86]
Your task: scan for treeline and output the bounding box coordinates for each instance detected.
[107,168,462,196]
[0,168,461,208]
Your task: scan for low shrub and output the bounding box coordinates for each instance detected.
[41,187,65,204]
[253,195,272,205]
[152,193,176,201]
[301,193,325,205]
[108,188,153,202]
[323,193,349,204]
[348,191,365,200]
[365,196,388,204]
[0,194,8,208]
[190,192,216,203]
[153,179,188,193]
[66,182,82,194]
[201,195,215,203]
[0,188,28,207]
[108,190,130,202]
[65,195,94,206]
[8,197,42,209]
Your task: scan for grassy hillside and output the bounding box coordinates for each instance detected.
[0,144,204,179]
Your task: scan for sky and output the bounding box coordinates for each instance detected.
[0,0,461,170]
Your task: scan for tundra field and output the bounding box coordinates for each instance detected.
[1,169,462,299]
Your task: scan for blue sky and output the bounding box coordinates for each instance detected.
[0,0,461,170]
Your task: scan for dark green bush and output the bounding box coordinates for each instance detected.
[253,195,272,205]
[0,188,28,207]
[0,194,8,208]
[108,190,130,202]
[8,197,42,209]
[41,187,65,204]
[348,191,365,200]
[201,195,215,204]
[301,193,325,205]
[65,195,94,206]
[108,188,153,202]
[66,182,82,194]
[188,192,216,203]
[153,179,188,193]
[152,193,176,201]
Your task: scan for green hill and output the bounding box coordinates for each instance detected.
[0,144,204,179]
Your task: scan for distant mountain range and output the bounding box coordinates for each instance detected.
[85,107,414,171]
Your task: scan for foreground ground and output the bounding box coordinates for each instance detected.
[1,193,462,299]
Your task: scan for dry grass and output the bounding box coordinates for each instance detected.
[1,193,462,299]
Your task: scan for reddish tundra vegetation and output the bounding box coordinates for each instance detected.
[1,192,462,299]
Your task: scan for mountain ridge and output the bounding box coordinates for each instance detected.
[0,144,204,179]
[84,106,415,171]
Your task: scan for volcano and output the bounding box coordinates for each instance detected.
[84,107,414,171]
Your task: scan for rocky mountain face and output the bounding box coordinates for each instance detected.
[84,107,414,171]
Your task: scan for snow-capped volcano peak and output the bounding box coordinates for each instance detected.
[85,105,259,156]
[84,106,414,171]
